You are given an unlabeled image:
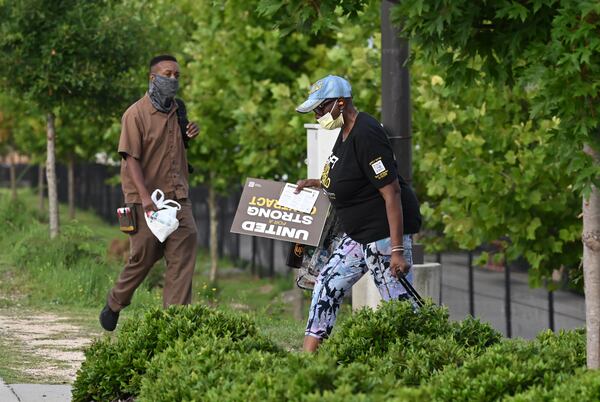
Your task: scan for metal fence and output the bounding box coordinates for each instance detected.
[437,252,584,338]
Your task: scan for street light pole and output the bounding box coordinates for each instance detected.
[381,0,412,184]
[380,1,424,264]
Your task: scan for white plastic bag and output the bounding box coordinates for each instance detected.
[144,189,181,242]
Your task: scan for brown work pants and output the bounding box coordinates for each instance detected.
[108,199,198,312]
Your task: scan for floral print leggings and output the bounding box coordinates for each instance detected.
[305,234,413,340]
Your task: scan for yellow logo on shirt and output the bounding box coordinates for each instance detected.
[321,162,331,188]
[320,154,339,189]
[370,157,389,180]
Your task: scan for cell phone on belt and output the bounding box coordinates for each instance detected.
[117,206,137,234]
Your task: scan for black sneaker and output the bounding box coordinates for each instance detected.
[99,303,120,331]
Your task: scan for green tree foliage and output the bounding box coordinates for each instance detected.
[393,0,600,193]
[0,0,151,114]
[54,106,117,163]
[396,0,592,281]
[411,67,581,284]
[0,93,17,156]
[257,0,371,33]
[0,93,46,201]
[182,0,313,189]
[302,3,382,117]
[0,0,155,236]
[0,93,46,160]
[175,0,313,281]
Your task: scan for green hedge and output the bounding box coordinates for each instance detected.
[73,300,589,402]
[139,334,285,402]
[507,368,600,402]
[133,301,500,401]
[137,337,433,402]
[427,329,586,402]
[320,302,500,365]
[72,304,266,402]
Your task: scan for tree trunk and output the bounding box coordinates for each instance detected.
[38,163,45,212]
[46,112,59,238]
[68,153,75,220]
[583,143,600,369]
[208,184,219,284]
[9,149,17,201]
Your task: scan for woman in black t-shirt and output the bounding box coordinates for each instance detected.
[295,75,421,352]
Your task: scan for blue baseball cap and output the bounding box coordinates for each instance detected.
[296,75,352,113]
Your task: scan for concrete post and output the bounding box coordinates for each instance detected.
[412,263,442,305]
[305,124,339,179]
[352,263,442,310]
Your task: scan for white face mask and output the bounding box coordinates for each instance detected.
[317,101,344,130]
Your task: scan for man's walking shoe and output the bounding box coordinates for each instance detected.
[99,303,120,331]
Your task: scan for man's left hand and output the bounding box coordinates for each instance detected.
[390,252,410,278]
[186,122,200,139]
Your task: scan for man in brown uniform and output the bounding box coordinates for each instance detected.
[99,55,200,331]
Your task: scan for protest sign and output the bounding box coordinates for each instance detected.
[230,178,331,247]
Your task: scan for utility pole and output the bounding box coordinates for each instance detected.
[381,0,412,184]
[381,0,424,264]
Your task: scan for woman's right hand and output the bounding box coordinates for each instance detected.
[295,179,321,193]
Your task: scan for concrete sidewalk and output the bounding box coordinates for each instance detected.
[0,378,71,402]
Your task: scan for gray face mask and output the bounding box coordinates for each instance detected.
[148,74,179,113]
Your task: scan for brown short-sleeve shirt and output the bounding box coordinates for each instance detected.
[118,93,189,203]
